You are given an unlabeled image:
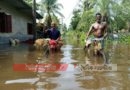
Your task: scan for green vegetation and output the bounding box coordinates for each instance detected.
[24,0,39,8]
[24,0,64,28]
[24,0,33,5]
[68,0,130,43]
[118,33,130,44]
[39,0,64,28]
[24,0,130,43]
[69,0,130,32]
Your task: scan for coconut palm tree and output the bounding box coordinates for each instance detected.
[94,0,111,23]
[39,0,64,28]
[24,0,32,5]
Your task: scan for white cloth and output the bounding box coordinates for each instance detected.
[92,37,104,41]
[85,37,104,46]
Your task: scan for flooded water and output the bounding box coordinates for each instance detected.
[0,38,130,90]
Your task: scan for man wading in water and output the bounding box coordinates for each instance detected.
[85,13,108,63]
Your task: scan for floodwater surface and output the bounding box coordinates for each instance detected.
[0,38,130,90]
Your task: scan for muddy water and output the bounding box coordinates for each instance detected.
[0,39,130,90]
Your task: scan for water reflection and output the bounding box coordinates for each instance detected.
[60,45,78,64]
[0,40,130,90]
[35,72,60,90]
[5,78,39,84]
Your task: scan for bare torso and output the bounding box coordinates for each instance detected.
[92,22,107,38]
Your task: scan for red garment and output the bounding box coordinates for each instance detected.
[49,40,57,48]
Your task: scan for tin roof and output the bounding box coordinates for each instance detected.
[0,0,43,19]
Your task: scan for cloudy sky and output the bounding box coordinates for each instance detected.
[57,0,79,27]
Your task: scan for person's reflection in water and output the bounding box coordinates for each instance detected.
[84,46,110,65]
[102,51,109,64]
[34,56,61,90]
[85,55,91,65]
[33,47,63,90]
[35,72,59,90]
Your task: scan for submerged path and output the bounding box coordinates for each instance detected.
[0,38,130,90]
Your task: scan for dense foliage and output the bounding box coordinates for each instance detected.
[24,0,130,43]
[69,0,130,33]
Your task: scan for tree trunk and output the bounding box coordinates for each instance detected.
[47,7,52,28]
[32,0,37,40]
